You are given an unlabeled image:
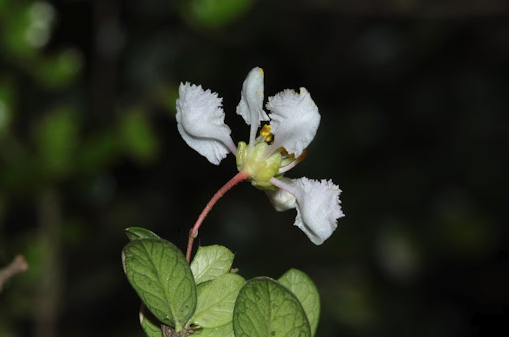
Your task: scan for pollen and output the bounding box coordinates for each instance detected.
[260,124,273,142]
[258,68,264,76]
[260,124,271,137]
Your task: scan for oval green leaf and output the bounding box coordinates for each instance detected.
[190,245,234,284]
[190,273,245,328]
[192,322,234,336]
[233,277,311,337]
[278,269,320,336]
[139,304,163,337]
[126,227,161,241]
[122,239,197,331]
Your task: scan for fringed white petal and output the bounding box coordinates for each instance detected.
[266,88,320,157]
[176,82,234,165]
[236,67,269,127]
[265,178,296,211]
[291,177,344,245]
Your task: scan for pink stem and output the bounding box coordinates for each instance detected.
[186,171,250,262]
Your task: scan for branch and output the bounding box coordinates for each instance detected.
[0,255,29,293]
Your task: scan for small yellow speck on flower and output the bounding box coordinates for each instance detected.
[260,124,271,136]
[260,124,273,142]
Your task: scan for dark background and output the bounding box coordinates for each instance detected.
[1,0,508,336]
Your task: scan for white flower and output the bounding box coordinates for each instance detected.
[176,67,344,244]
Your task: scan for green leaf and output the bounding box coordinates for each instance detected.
[190,273,245,328]
[190,245,234,284]
[233,277,311,337]
[278,269,320,336]
[126,227,161,241]
[192,322,234,336]
[139,304,163,337]
[122,239,197,331]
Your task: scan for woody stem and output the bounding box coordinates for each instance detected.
[186,171,250,262]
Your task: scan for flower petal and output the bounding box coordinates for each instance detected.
[291,177,344,245]
[176,82,235,165]
[266,88,320,157]
[265,178,296,211]
[236,67,269,127]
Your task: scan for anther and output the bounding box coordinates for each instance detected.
[260,124,271,137]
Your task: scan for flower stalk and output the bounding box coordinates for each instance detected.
[186,171,250,262]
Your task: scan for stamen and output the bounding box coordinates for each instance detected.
[278,149,308,174]
[259,124,273,143]
[278,147,288,156]
[260,124,271,137]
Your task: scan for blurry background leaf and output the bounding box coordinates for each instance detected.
[76,131,120,174]
[34,49,82,89]
[0,1,55,59]
[0,79,15,138]
[120,109,159,164]
[35,107,78,178]
[186,0,255,28]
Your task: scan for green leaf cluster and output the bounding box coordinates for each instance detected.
[122,227,321,337]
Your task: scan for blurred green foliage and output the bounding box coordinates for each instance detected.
[36,107,78,178]
[187,0,254,28]
[0,1,163,336]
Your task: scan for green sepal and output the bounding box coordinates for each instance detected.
[278,269,320,336]
[233,277,311,337]
[236,141,248,171]
[122,239,197,331]
[251,173,284,191]
[236,141,282,183]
